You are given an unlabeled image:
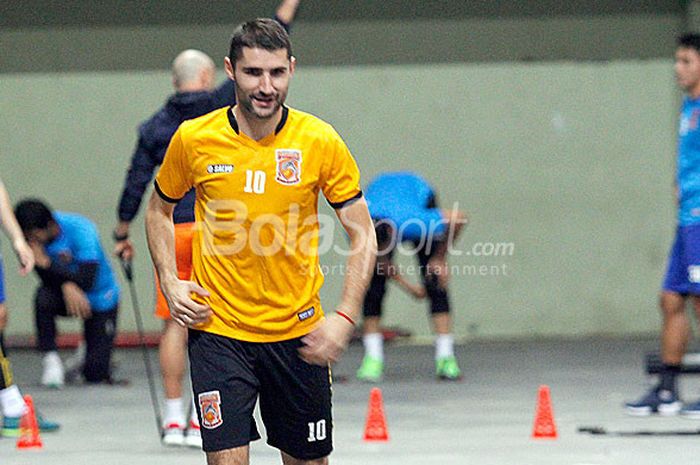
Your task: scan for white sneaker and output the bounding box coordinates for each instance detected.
[161,423,185,446]
[41,352,65,388]
[184,420,202,448]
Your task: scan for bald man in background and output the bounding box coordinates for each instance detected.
[112,1,301,447]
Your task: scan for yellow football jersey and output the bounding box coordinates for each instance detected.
[155,106,362,342]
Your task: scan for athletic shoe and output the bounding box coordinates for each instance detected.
[184,420,202,448]
[41,352,65,389]
[624,388,681,416]
[356,356,383,382]
[436,356,462,381]
[680,398,700,419]
[1,413,61,437]
[161,422,185,446]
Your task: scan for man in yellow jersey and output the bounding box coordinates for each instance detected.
[145,18,376,465]
[113,1,300,447]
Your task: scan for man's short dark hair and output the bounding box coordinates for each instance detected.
[678,33,700,53]
[228,18,292,65]
[14,198,54,232]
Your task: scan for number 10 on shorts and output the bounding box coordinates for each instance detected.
[307,419,327,442]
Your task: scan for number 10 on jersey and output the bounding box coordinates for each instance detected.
[244,170,266,194]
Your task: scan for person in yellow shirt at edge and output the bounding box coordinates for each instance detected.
[145,18,376,465]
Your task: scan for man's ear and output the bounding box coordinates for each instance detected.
[224,57,235,81]
[289,56,296,76]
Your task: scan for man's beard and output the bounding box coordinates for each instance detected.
[240,92,285,120]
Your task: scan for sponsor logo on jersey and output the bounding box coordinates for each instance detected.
[297,306,315,321]
[275,150,302,185]
[207,164,234,174]
[198,390,223,429]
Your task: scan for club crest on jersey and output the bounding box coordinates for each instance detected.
[198,390,223,429]
[275,150,302,185]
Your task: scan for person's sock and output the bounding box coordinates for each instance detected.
[435,333,455,360]
[658,363,681,394]
[0,385,27,418]
[363,333,384,361]
[163,397,185,426]
[190,398,199,426]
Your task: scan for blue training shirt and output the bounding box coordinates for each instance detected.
[678,96,700,226]
[365,172,446,242]
[45,212,120,311]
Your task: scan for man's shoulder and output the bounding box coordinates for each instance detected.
[178,107,230,138]
[55,212,96,236]
[138,104,182,146]
[286,107,341,141]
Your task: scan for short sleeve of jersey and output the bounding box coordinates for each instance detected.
[320,129,362,209]
[154,125,192,203]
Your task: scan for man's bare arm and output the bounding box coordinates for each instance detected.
[276,0,301,25]
[145,191,211,327]
[299,197,377,365]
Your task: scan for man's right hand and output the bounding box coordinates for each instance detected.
[113,222,134,260]
[61,282,92,319]
[162,279,212,327]
[113,239,134,261]
[13,238,35,276]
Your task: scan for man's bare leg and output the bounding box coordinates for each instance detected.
[207,445,250,465]
[281,451,328,465]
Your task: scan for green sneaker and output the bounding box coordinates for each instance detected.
[436,356,462,381]
[2,413,61,437]
[356,356,383,382]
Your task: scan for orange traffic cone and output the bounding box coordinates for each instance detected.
[16,395,43,449]
[363,387,389,441]
[532,385,557,439]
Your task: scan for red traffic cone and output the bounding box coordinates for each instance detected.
[17,395,43,449]
[532,385,557,439]
[363,387,389,441]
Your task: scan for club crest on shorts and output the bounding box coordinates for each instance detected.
[275,149,302,185]
[198,390,223,429]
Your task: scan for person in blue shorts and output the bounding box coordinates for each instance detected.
[0,182,59,436]
[356,171,466,382]
[14,199,120,388]
[626,33,700,417]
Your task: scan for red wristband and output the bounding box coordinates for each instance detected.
[335,310,356,326]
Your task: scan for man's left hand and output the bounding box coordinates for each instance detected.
[299,313,355,366]
[28,241,50,269]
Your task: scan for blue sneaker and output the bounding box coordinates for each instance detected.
[2,413,61,437]
[680,398,700,419]
[624,388,681,416]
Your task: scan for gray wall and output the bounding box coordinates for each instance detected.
[0,59,678,339]
[0,1,686,73]
[0,3,688,339]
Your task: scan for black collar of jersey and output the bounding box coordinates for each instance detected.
[227,105,289,136]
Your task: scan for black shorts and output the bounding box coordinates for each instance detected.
[188,329,333,459]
